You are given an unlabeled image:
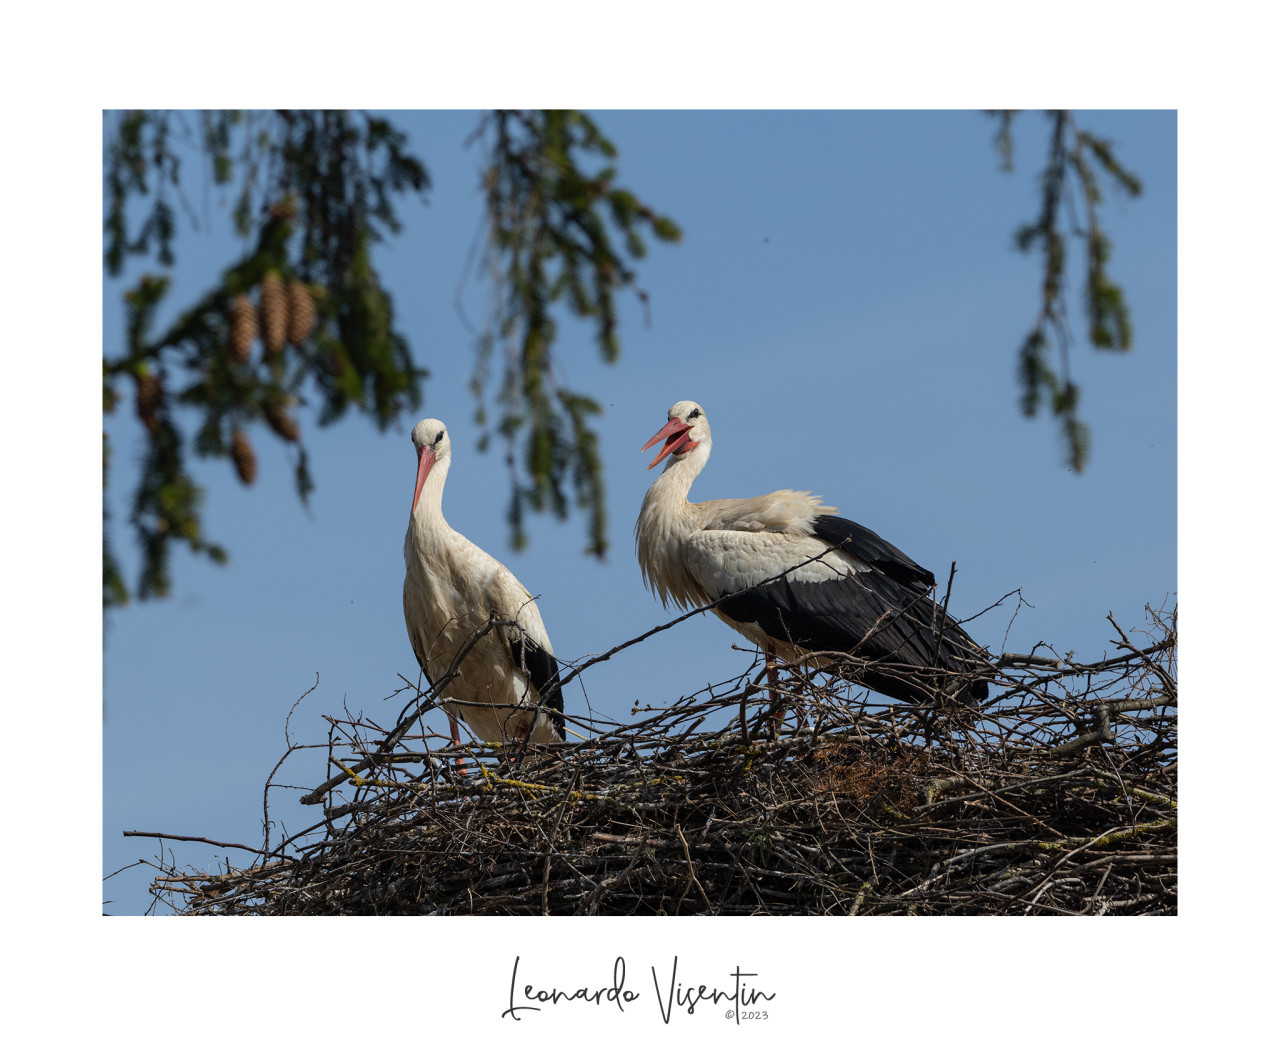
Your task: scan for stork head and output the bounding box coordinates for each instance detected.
[410,418,451,513]
[642,400,710,470]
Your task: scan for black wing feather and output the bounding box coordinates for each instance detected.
[716,538,990,705]
[811,514,935,590]
[509,631,566,740]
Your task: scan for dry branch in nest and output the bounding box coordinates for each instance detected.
[131,602,1177,916]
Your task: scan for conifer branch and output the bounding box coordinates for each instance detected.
[992,110,1143,472]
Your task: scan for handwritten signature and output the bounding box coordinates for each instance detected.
[502,955,776,1024]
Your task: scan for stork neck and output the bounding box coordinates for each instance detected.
[657,442,708,501]
[635,440,711,609]
[640,443,708,527]
[409,454,451,535]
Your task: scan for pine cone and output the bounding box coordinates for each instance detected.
[230,429,257,485]
[135,371,162,434]
[229,294,257,364]
[263,400,301,442]
[286,279,316,347]
[260,271,287,355]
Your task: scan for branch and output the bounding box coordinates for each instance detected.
[122,830,297,862]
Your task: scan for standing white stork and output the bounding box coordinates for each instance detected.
[403,418,565,757]
[635,400,991,711]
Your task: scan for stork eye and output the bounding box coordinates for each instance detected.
[434,431,445,445]
[689,409,701,420]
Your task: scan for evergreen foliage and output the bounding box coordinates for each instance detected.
[991,110,1143,472]
[472,110,681,556]
[104,111,432,603]
[103,109,679,605]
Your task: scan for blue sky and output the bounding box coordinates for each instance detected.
[103,110,1176,917]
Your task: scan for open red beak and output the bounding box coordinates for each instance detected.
[411,445,435,512]
[642,416,694,470]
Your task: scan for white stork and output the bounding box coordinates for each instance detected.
[403,418,565,757]
[634,400,991,711]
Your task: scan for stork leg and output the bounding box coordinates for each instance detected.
[508,719,532,767]
[447,712,468,776]
[766,651,783,738]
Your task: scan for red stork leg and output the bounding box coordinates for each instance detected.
[447,711,469,775]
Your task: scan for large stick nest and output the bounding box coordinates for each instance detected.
[138,604,1176,916]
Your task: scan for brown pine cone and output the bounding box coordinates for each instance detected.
[263,400,300,442]
[229,294,257,364]
[230,429,257,485]
[135,371,162,433]
[286,279,316,347]
[260,271,287,355]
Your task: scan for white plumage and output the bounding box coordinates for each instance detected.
[635,400,990,706]
[403,418,564,749]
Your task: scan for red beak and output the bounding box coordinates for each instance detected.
[411,445,435,512]
[642,416,694,470]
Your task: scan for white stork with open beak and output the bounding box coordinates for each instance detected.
[634,400,991,710]
[403,418,565,755]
